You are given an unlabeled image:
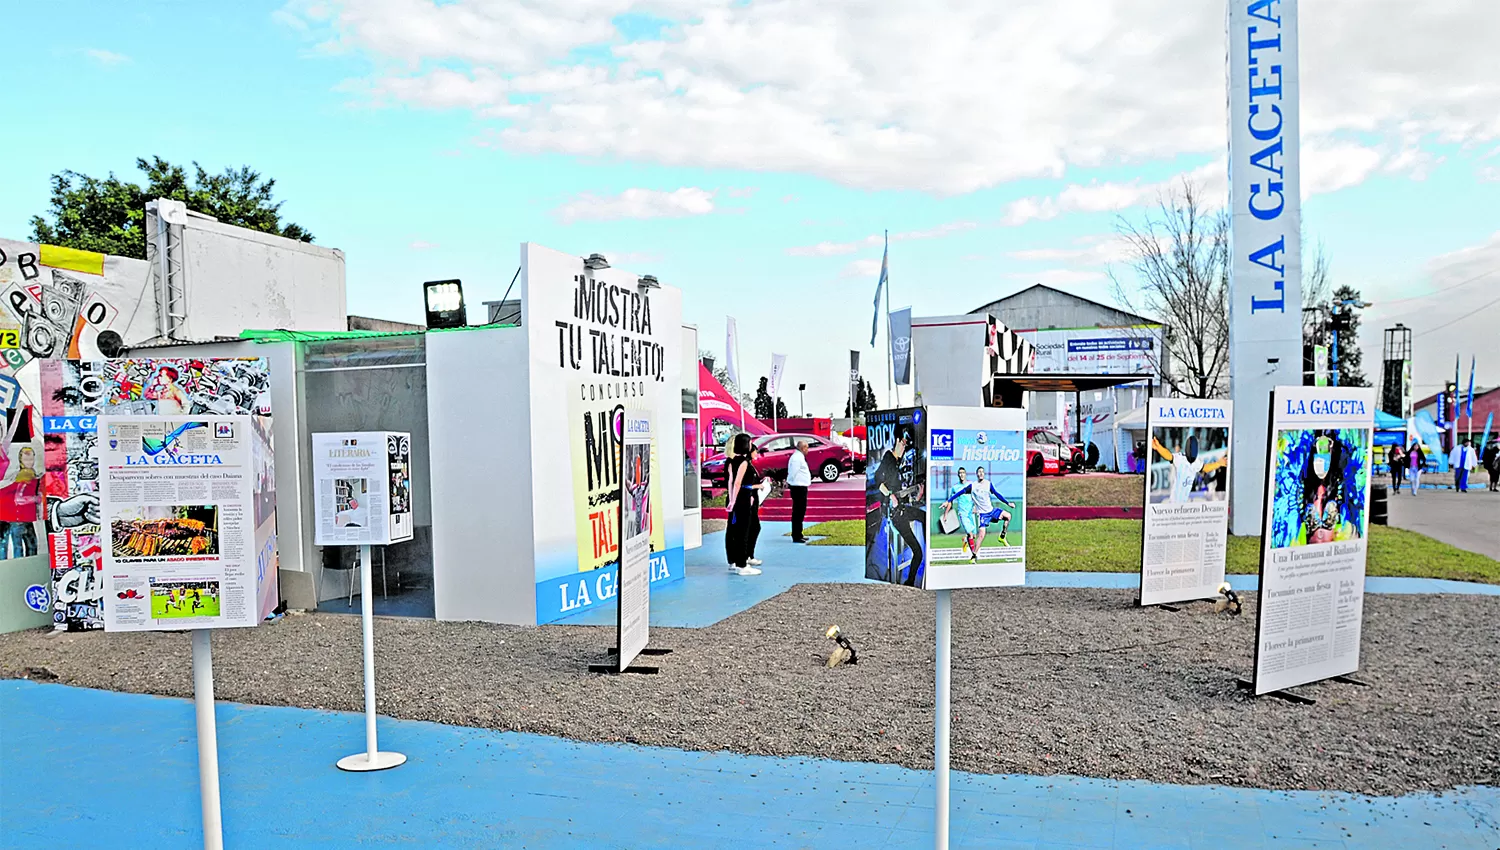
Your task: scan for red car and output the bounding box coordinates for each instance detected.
[702,433,854,486]
[1025,429,1087,476]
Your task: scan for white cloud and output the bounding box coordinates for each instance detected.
[553,187,716,224]
[84,48,130,66]
[842,258,882,278]
[288,0,1500,194]
[1479,166,1500,182]
[787,221,976,257]
[1005,269,1108,287]
[409,239,439,250]
[1006,235,1132,267]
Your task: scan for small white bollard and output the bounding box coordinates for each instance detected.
[337,544,406,772]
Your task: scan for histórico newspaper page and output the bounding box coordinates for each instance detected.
[1140,398,1232,606]
[98,416,259,632]
[1254,387,1375,695]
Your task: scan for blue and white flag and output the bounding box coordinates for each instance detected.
[870,233,888,347]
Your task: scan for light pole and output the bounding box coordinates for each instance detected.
[799,383,806,417]
[1328,298,1372,388]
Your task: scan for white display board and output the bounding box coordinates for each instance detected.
[924,406,1028,590]
[1254,386,1374,695]
[312,432,414,546]
[1227,0,1303,535]
[1140,398,1233,606]
[616,408,652,671]
[98,416,263,632]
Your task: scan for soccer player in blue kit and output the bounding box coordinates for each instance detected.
[942,465,1017,561]
[943,467,980,559]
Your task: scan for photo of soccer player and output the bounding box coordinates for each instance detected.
[1269,428,1370,549]
[927,427,1025,567]
[1146,426,1230,504]
[149,579,221,619]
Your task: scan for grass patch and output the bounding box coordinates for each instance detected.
[1028,475,1144,507]
[796,518,1500,584]
[702,492,727,508]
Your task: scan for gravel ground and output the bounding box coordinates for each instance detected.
[4,586,1497,796]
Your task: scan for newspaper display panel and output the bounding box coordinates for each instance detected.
[312,431,414,547]
[1140,399,1232,606]
[925,405,1027,591]
[98,416,263,631]
[616,408,653,671]
[1254,386,1374,695]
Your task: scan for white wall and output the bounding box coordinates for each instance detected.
[912,315,991,407]
[427,326,537,625]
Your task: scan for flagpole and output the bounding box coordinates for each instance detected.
[885,230,894,407]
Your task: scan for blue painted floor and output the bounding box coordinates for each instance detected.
[554,525,1500,628]
[1,681,1495,849]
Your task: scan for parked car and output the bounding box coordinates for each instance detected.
[702,433,855,486]
[1025,429,1086,476]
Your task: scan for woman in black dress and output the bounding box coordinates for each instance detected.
[724,434,763,575]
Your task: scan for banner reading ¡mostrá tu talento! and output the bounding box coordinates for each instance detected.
[1140,398,1232,607]
[1227,0,1303,535]
[1253,385,1373,695]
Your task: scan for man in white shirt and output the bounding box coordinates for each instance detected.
[787,440,813,542]
[1450,439,1477,493]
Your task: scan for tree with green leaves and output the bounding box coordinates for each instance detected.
[29,156,313,259]
[844,378,878,417]
[1327,284,1368,387]
[754,377,774,420]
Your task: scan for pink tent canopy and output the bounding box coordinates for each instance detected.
[698,363,773,447]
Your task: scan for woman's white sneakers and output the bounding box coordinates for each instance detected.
[733,565,762,576]
[747,558,763,566]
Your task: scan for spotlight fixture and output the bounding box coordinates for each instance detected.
[637,274,660,290]
[583,253,610,271]
[423,279,467,329]
[824,624,859,667]
[1213,582,1242,616]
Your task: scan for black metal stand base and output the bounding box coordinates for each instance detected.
[588,664,659,675]
[1330,675,1369,687]
[1236,678,1316,705]
[1133,598,1183,612]
[606,647,673,656]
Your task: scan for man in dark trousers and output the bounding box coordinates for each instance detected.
[1484,438,1500,492]
[787,439,812,542]
[874,428,925,586]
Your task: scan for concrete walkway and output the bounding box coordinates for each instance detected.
[3,681,1496,849]
[554,524,1500,629]
[1386,488,1499,559]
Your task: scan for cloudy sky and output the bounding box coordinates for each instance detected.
[1,1,1496,412]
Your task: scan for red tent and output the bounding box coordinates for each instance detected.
[698,363,773,447]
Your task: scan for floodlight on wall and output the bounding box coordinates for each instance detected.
[638,275,660,290]
[583,254,610,271]
[423,279,467,329]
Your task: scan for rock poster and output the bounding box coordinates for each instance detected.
[616,408,652,671]
[864,408,928,587]
[1140,398,1232,606]
[924,405,1027,591]
[1254,386,1374,695]
[526,243,683,623]
[97,416,264,631]
[39,357,273,630]
[312,431,414,546]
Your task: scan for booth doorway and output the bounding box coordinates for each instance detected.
[303,334,435,618]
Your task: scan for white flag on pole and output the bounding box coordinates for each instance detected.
[725,316,740,387]
[768,353,788,398]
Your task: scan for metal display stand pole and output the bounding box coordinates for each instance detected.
[191,629,224,850]
[934,589,952,850]
[337,544,406,772]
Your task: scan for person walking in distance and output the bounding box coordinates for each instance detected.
[787,439,812,543]
[1483,438,1500,492]
[1387,443,1405,495]
[1407,441,1425,495]
[1451,438,1477,493]
[723,434,761,576]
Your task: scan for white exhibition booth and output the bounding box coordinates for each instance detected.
[124,243,695,627]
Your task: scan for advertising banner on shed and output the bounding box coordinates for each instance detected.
[926,405,1027,590]
[39,357,273,631]
[1140,398,1232,606]
[616,408,652,671]
[525,244,684,623]
[97,416,267,632]
[864,408,927,587]
[1017,326,1163,377]
[312,431,414,547]
[1254,386,1373,695]
[1227,0,1303,535]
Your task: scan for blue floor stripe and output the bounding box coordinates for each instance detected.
[1,681,1495,849]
